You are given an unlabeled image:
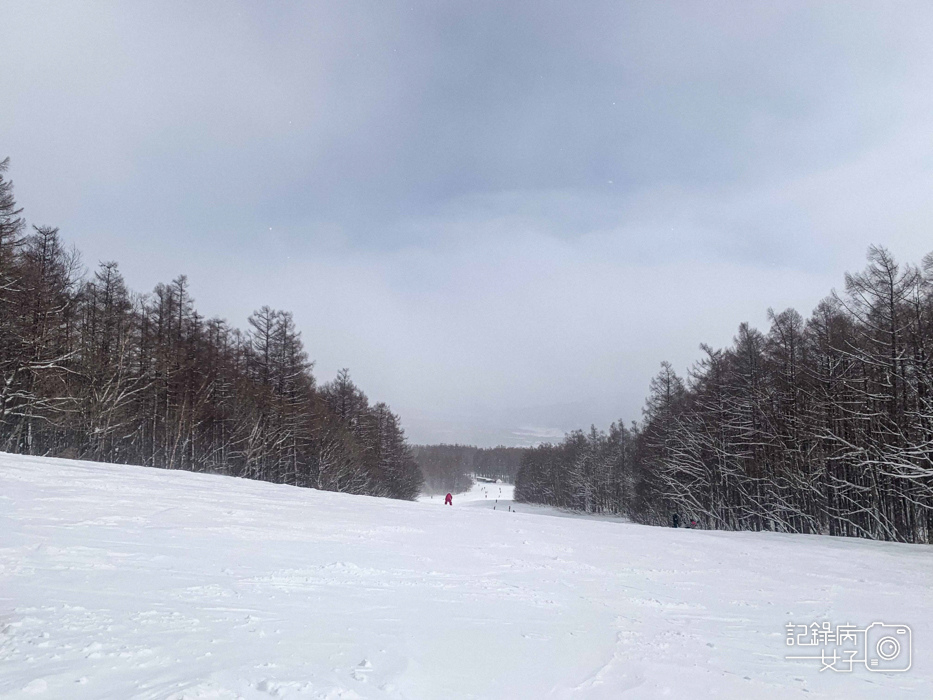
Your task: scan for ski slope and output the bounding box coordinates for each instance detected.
[420,482,631,522]
[1,454,931,699]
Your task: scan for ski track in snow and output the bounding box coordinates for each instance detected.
[1,454,931,699]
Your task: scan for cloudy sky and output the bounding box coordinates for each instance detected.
[3,2,933,445]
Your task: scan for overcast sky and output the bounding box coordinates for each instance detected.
[3,2,933,446]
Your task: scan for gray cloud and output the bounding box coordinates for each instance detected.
[3,1,933,444]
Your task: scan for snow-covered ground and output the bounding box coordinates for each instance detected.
[419,482,629,522]
[418,481,517,510]
[2,454,931,699]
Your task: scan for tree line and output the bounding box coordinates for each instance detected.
[412,444,526,494]
[0,158,422,499]
[516,246,933,544]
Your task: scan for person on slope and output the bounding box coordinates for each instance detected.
[444,493,453,506]
[672,512,680,528]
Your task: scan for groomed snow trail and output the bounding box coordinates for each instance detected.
[1,454,930,699]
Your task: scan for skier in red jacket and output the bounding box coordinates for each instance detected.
[444,493,453,506]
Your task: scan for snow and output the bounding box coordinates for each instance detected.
[419,481,516,507]
[2,453,931,699]
[420,482,631,522]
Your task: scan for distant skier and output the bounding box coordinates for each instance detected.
[672,512,680,528]
[444,493,453,506]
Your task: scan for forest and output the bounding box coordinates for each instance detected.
[411,443,526,494]
[516,246,933,544]
[8,147,933,541]
[0,158,422,500]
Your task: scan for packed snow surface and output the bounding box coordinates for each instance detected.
[2,454,931,699]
